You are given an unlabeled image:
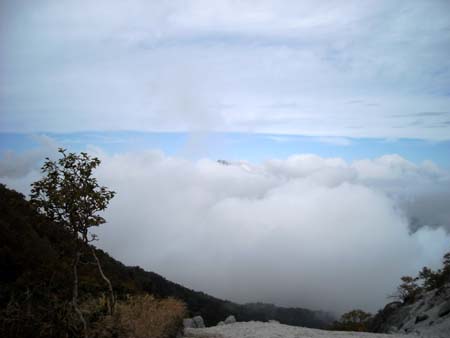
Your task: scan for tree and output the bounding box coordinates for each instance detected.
[443,252,450,268]
[418,266,441,291]
[442,252,450,282]
[330,309,372,331]
[393,276,421,303]
[30,149,115,337]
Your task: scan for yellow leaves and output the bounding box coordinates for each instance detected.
[89,294,187,338]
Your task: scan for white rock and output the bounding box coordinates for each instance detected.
[184,321,417,338]
[224,315,236,324]
[183,318,195,329]
[193,315,205,328]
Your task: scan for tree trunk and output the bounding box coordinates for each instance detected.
[91,247,115,315]
[73,251,87,338]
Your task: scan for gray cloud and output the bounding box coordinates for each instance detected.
[416,112,449,117]
[390,112,450,118]
[345,100,364,105]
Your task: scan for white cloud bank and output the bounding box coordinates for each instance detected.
[1,148,450,314]
[90,151,449,314]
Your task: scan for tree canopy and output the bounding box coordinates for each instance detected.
[30,149,115,243]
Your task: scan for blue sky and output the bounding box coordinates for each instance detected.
[1,131,450,168]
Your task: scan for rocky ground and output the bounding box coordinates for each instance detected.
[183,321,423,338]
[370,284,450,337]
[182,283,450,338]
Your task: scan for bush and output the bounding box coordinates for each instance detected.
[418,267,441,291]
[393,276,422,303]
[90,294,187,338]
[330,309,372,332]
[0,297,82,338]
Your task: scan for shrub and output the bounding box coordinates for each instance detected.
[330,309,372,332]
[393,276,422,303]
[442,252,450,283]
[418,267,441,291]
[90,294,187,338]
[0,297,82,338]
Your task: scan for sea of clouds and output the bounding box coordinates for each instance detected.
[1,146,450,314]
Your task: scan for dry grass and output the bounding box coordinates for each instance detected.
[90,294,187,338]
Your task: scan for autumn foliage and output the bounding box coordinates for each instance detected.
[90,295,187,338]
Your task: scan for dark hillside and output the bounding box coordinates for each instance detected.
[0,184,332,336]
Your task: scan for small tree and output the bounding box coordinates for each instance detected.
[418,266,441,291]
[393,276,421,303]
[331,309,372,331]
[442,252,450,282]
[443,252,450,268]
[30,149,116,337]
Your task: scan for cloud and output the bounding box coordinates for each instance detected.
[85,151,448,314]
[391,112,450,118]
[0,134,57,178]
[1,1,450,139]
[1,140,449,314]
[316,137,352,146]
[266,135,299,143]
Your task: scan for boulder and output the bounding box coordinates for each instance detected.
[193,315,205,328]
[438,300,450,318]
[415,314,429,324]
[224,315,236,324]
[183,318,195,329]
[387,326,398,334]
[217,321,225,326]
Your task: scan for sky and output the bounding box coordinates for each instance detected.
[1,0,450,138]
[1,0,450,314]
